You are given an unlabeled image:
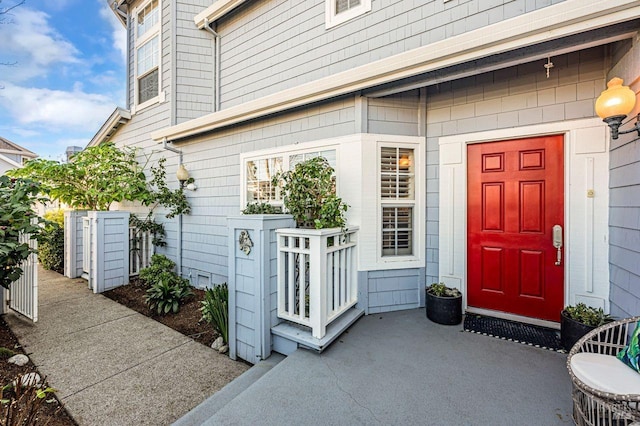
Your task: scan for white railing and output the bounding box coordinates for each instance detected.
[129,226,153,276]
[9,229,38,322]
[82,217,90,276]
[276,226,358,339]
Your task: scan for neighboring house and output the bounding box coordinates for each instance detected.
[99,0,640,328]
[0,137,37,175]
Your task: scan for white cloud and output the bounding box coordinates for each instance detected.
[0,82,116,132]
[0,7,80,82]
[99,1,127,65]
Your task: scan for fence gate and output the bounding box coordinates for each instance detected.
[9,232,38,322]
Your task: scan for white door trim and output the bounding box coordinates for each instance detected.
[438,117,611,319]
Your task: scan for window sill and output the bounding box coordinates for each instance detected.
[132,91,165,115]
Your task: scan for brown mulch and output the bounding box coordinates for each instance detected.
[0,317,77,426]
[103,278,220,347]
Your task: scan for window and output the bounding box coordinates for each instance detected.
[326,0,371,29]
[380,147,415,257]
[243,148,337,207]
[134,0,161,110]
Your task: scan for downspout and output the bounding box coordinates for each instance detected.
[162,137,184,276]
[203,18,221,112]
[171,0,177,125]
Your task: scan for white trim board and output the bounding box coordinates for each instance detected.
[152,0,640,142]
[438,118,611,318]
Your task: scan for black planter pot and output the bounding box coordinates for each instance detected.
[426,291,462,325]
[560,310,596,351]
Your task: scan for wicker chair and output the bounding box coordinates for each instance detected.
[567,316,640,426]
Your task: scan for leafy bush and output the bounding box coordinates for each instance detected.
[139,254,176,287]
[145,278,193,315]
[1,374,56,426]
[426,282,461,298]
[140,254,193,314]
[274,157,348,229]
[242,202,282,215]
[563,303,613,327]
[38,210,65,273]
[201,283,229,344]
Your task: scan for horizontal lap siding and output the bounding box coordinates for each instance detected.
[368,91,421,136]
[425,46,607,286]
[365,268,424,314]
[217,0,564,109]
[607,35,640,318]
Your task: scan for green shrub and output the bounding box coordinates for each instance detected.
[38,210,65,273]
[426,282,461,298]
[201,283,229,344]
[563,303,613,327]
[140,254,193,314]
[139,254,176,287]
[145,277,193,315]
[242,202,282,214]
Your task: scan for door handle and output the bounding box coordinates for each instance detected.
[552,225,563,266]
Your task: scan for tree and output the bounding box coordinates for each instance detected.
[11,142,153,211]
[0,175,44,289]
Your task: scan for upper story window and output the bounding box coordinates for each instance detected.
[134,0,161,111]
[243,148,337,208]
[326,0,371,29]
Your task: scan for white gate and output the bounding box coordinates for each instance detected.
[9,231,38,322]
[82,217,91,284]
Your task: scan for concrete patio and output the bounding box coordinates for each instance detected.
[178,308,573,425]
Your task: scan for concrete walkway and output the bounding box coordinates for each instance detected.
[4,267,248,426]
[182,309,573,425]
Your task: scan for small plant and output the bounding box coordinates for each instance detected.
[274,157,348,229]
[426,282,461,298]
[1,374,56,426]
[563,303,613,327]
[0,348,15,359]
[201,283,229,344]
[145,277,193,315]
[139,254,177,287]
[242,202,282,215]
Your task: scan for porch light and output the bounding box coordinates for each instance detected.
[595,77,639,140]
[398,154,411,168]
[176,164,189,188]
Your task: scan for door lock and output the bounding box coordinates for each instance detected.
[552,225,563,266]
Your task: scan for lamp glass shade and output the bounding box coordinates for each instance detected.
[595,77,636,119]
[176,164,189,182]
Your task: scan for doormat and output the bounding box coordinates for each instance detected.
[463,314,564,352]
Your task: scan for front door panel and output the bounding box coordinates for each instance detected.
[467,136,564,322]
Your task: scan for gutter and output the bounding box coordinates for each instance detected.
[151,0,640,142]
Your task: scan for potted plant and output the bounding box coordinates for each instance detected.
[426,282,462,325]
[560,303,613,351]
[275,156,348,229]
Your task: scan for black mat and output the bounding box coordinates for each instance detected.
[464,314,563,352]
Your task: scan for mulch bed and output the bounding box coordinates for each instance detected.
[103,278,220,347]
[0,316,77,426]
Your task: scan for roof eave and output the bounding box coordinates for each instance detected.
[87,107,132,148]
[194,0,248,29]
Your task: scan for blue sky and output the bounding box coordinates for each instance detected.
[0,0,126,160]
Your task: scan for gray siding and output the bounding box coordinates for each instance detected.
[425,46,607,285]
[217,0,564,109]
[607,35,640,318]
[368,90,421,136]
[360,268,426,314]
[175,0,215,123]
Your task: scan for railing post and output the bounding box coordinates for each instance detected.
[309,233,328,339]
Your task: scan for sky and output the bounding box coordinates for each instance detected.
[0,0,126,160]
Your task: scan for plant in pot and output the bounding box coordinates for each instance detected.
[560,303,613,351]
[426,282,462,325]
[274,156,348,229]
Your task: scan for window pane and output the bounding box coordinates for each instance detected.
[138,68,158,104]
[381,147,414,199]
[137,36,159,75]
[382,207,413,256]
[246,157,283,203]
[137,0,159,38]
[336,0,361,14]
[289,149,336,169]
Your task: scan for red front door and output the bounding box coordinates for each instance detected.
[467,135,564,322]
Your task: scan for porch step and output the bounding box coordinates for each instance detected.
[271,307,365,353]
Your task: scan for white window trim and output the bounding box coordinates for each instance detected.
[239,139,342,210]
[375,141,423,266]
[132,0,163,113]
[325,0,372,29]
